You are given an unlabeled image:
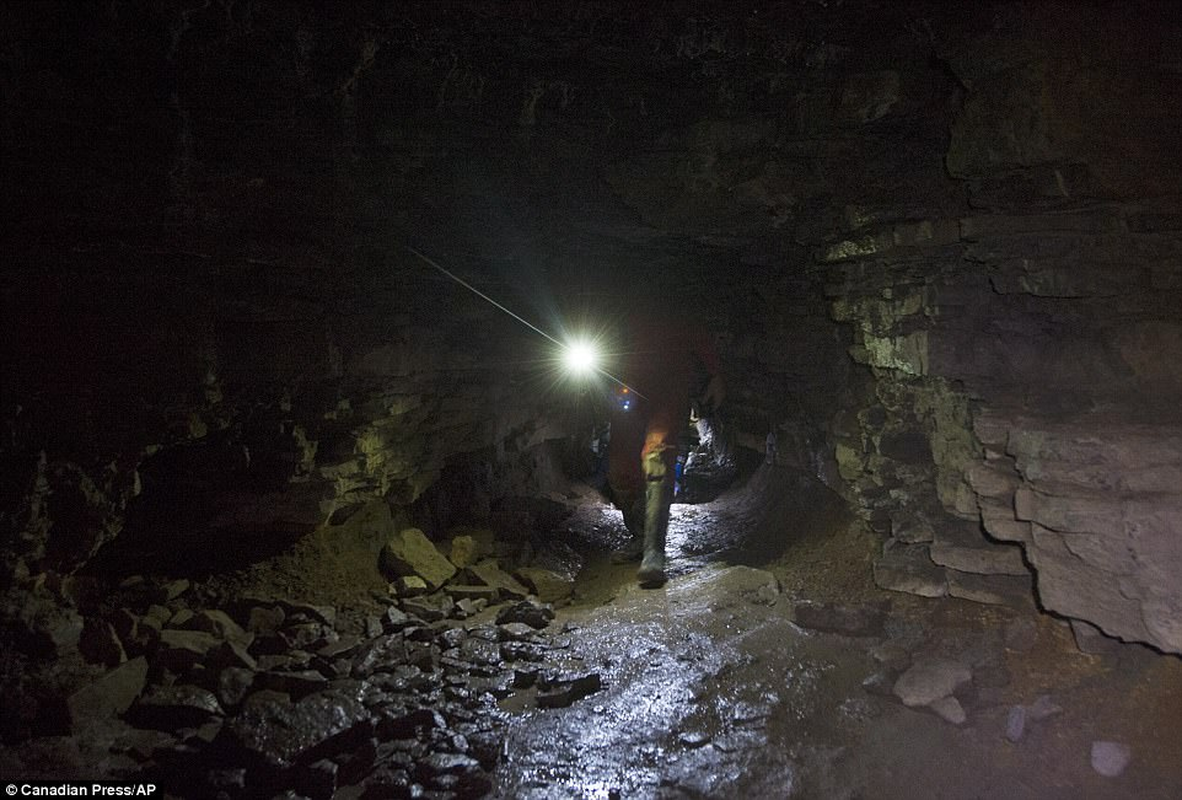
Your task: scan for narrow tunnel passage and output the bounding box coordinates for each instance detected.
[3,2,1182,798]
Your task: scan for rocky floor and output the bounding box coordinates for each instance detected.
[3,466,1181,799]
[497,466,1182,799]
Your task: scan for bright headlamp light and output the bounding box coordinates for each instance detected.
[562,339,599,377]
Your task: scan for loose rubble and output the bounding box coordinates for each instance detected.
[3,524,598,798]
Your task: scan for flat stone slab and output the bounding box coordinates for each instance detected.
[793,601,889,637]
[947,570,1035,609]
[893,659,972,707]
[930,521,1030,576]
[873,544,947,598]
[67,656,148,725]
[157,629,222,669]
[469,560,531,600]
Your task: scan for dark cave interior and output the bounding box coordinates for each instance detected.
[2,2,1181,797]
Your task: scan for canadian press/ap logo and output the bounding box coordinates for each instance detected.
[3,785,158,797]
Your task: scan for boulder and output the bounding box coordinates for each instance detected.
[79,619,127,666]
[246,605,285,635]
[380,528,456,591]
[189,610,252,644]
[468,560,530,600]
[67,656,149,726]
[127,685,223,731]
[514,567,574,604]
[157,629,221,670]
[221,690,372,768]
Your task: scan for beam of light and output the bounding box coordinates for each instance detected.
[406,245,562,347]
[405,245,647,399]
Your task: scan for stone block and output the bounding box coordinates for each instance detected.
[514,567,574,604]
[893,659,972,707]
[67,656,148,725]
[128,685,224,731]
[468,560,531,600]
[947,570,1035,609]
[379,528,457,591]
[220,690,372,769]
[930,521,1029,576]
[157,629,221,670]
[449,535,479,569]
[873,544,947,598]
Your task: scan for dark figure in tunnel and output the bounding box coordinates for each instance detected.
[607,309,724,587]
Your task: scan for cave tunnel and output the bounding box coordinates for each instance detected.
[2,1,1182,797]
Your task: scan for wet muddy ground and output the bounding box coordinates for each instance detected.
[493,465,1182,799]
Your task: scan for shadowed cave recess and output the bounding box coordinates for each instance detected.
[2,1,1181,798]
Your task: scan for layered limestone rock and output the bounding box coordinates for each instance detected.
[971,415,1182,654]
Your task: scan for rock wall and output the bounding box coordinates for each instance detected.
[823,4,1182,652]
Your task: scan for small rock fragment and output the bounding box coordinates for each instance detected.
[1091,741,1132,777]
[862,671,896,697]
[189,609,250,642]
[537,672,602,708]
[394,576,429,598]
[217,667,256,710]
[400,596,446,623]
[868,641,911,670]
[162,579,191,601]
[496,600,554,630]
[1005,705,1026,742]
[893,659,972,707]
[1071,619,1120,655]
[1028,694,1063,721]
[381,608,412,633]
[449,536,479,569]
[929,696,966,725]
